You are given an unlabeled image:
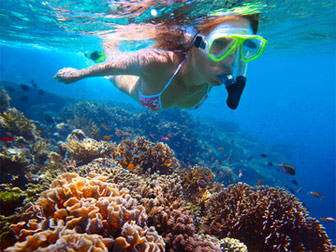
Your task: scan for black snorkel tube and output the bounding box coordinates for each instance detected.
[218,60,248,110]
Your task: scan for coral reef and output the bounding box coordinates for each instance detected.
[114,136,179,175]
[6,173,165,252]
[179,165,216,207]
[60,129,116,165]
[203,183,335,251]
[0,108,38,141]
[60,101,138,141]
[0,89,11,113]
[219,237,248,252]
[6,222,114,252]
[200,235,247,252]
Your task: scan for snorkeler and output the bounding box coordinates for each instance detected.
[54,14,267,111]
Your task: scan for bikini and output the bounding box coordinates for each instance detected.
[138,60,211,112]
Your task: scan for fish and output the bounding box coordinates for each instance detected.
[103,135,110,140]
[214,222,222,228]
[278,162,296,175]
[267,162,273,166]
[227,156,232,163]
[44,115,55,124]
[5,86,15,92]
[126,163,134,170]
[320,217,336,223]
[260,153,267,158]
[161,136,169,141]
[238,170,243,178]
[291,179,298,186]
[20,84,30,91]
[0,136,15,141]
[19,95,29,101]
[258,179,262,185]
[115,128,132,137]
[31,79,37,88]
[296,186,303,194]
[39,89,44,95]
[309,191,323,200]
[217,147,225,150]
[101,123,111,131]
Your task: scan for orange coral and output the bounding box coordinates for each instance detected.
[6,222,113,252]
[7,173,165,251]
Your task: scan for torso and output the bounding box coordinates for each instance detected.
[136,56,211,110]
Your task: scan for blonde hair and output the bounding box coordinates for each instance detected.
[153,14,259,53]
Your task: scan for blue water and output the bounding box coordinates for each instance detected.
[1,0,335,244]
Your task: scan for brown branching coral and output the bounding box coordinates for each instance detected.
[60,129,116,165]
[115,172,220,252]
[7,173,165,251]
[179,165,216,207]
[114,136,179,175]
[203,183,335,252]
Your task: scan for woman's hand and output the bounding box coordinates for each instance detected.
[54,67,81,84]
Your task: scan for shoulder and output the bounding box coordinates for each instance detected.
[134,49,180,69]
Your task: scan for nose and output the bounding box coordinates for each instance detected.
[225,47,239,66]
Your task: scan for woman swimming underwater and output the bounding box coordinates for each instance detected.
[54,14,267,111]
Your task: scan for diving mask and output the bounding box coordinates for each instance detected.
[194,26,267,63]
[194,25,267,110]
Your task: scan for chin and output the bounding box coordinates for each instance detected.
[210,80,222,86]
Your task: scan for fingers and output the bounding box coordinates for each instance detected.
[54,68,79,84]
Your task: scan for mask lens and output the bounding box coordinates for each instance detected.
[209,37,236,60]
[242,38,266,60]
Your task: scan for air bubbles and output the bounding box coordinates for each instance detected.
[150,8,158,17]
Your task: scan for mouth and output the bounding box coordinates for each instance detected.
[216,73,235,86]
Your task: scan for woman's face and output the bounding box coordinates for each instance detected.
[192,17,251,86]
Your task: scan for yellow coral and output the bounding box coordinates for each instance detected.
[61,129,116,165]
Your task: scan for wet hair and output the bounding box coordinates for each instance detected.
[153,14,259,53]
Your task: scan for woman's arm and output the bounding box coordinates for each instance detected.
[54,49,176,84]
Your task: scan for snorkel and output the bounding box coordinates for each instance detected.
[194,25,267,109]
[218,56,248,110]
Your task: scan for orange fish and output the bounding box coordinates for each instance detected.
[227,156,232,163]
[309,191,323,200]
[127,163,134,170]
[103,135,110,140]
[161,136,169,141]
[122,160,128,165]
[258,179,262,185]
[217,147,225,150]
[214,222,222,228]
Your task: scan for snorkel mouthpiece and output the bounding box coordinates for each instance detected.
[218,73,235,87]
[225,76,246,109]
